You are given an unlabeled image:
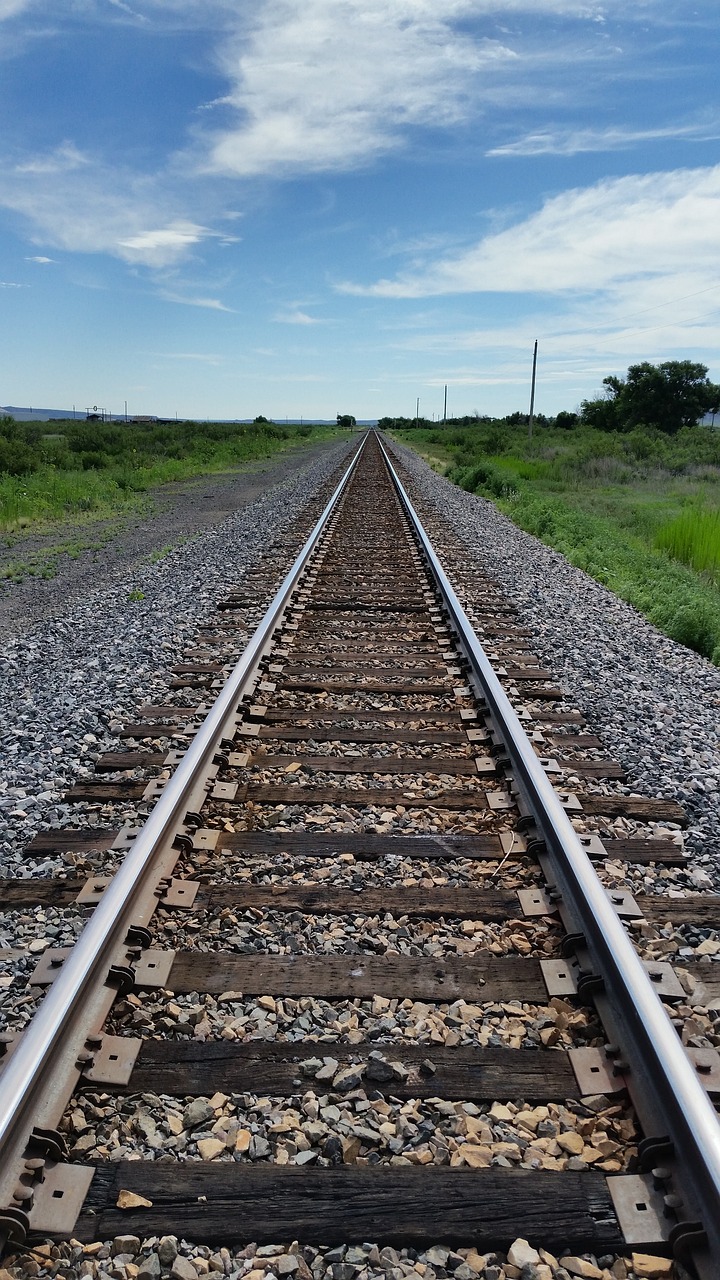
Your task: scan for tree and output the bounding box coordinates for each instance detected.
[553,410,578,430]
[337,414,356,429]
[581,360,719,434]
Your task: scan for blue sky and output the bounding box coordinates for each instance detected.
[1,1,719,421]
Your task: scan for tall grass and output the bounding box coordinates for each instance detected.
[656,508,720,581]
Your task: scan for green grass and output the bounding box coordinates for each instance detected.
[0,418,341,534]
[656,508,720,581]
[393,422,720,663]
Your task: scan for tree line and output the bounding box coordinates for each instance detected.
[379,360,720,436]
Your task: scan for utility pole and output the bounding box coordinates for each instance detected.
[415,397,419,429]
[528,340,538,440]
[443,384,447,424]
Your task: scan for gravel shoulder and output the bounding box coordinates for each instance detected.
[0,436,343,639]
[0,436,356,876]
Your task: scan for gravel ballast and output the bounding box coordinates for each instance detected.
[0,437,355,879]
[389,438,720,882]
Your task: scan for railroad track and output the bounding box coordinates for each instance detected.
[1,431,719,1280]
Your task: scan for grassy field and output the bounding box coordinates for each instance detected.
[392,422,720,663]
[0,417,341,536]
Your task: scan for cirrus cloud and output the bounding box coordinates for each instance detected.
[340,163,720,298]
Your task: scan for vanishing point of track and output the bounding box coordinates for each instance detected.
[1,432,719,1278]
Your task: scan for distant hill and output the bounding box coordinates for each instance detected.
[1,405,82,421]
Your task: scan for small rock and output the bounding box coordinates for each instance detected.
[630,1256,673,1279]
[559,1259,603,1279]
[332,1064,365,1091]
[183,1099,215,1130]
[113,1236,141,1257]
[158,1237,179,1266]
[137,1254,161,1280]
[116,1190,153,1210]
[197,1137,226,1160]
[507,1241,540,1268]
[365,1052,395,1083]
[171,1258,200,1280]
[277,1258,300,1275]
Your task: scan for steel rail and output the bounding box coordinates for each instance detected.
[0,433,367,1233]
[379,434,720,1272]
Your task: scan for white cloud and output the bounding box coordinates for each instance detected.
[204,0,518,178]
[0,279,25,287]
[118,221,215,265]
[15,143,90,174]
[341,164,720,298]
[25,254,54,263]
[158,290,233,310]
[273,308,321,326]
[0,145,231,268]
[488,118,720,156]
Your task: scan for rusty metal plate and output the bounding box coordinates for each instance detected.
[556,791,583,812]
[537,757,562,776]
[27,1162,95,1235]
[132,949,176,988]
[687,1045,720,1094]
[112,825,142,852]
[161,878,200,909]
[643,962,686,1000]
[193,828,219,851]
[487,791,515,811]
[212,781,238,801]
[517,887,554,918]
[83,1035,142,1086]
[75,876,111,905]
[474,756,496,776]
[568,1047,627,1096]
[576,832,608,857]
[142,779,165,802]
[228,752,251,767]
[607,1174,669,1246]
[29,947,73,986]
[540,957,579,996]
[606,889,645,919]
[500,830,527,855]
[248,704,268,720]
